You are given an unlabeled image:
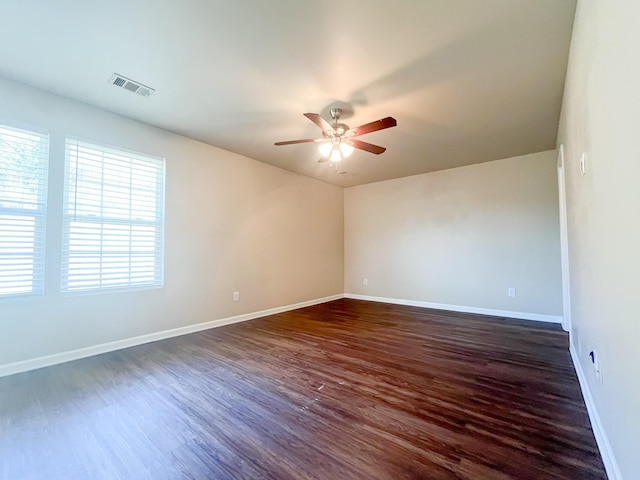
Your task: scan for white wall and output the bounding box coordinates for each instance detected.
[558,0,640,477]
[0,77,344,367]
[345,151,562,318]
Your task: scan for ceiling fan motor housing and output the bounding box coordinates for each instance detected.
[330,123,349,137]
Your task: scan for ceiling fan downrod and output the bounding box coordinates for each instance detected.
[329,108,349,137]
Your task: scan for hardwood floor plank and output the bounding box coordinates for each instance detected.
[0,299,606,479]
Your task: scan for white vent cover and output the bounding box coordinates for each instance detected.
[109,73,155,97]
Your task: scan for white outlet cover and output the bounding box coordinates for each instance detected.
[580,152,587,176]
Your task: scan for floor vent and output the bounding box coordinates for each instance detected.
[109,74,155,97]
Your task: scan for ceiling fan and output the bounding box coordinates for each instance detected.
[274,108,397,165]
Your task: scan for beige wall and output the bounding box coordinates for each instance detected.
[558,0,640,476]
[0,77,344,366]
[345,151,562,317]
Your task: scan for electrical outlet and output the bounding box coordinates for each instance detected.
[363,278,368,286]
[233,291,239,302]
[589,350,601,382]
[507,287,516,297]
[580,152,587,176]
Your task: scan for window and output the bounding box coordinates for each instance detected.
[0,124,49,297]
[62,138,165,293]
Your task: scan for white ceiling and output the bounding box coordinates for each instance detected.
[0,0,576,187]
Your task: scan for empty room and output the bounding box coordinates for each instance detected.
[0,1,637,479]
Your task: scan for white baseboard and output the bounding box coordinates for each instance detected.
[0,293,343,379]
[344,293,563,324]
[570,342,622,480]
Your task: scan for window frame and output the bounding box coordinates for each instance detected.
[0,121,49,299]
[61,137,165,295]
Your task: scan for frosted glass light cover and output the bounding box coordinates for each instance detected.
[339,142,354,157]
[318,142,332,157]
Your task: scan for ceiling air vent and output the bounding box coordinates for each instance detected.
[109,73,155,97]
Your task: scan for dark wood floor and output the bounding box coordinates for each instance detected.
[0,299,605,479]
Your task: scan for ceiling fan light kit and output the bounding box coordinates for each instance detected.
[275,107,397,168]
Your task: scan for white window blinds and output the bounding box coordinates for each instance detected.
[62,138,165,293]
[0,125,49,297]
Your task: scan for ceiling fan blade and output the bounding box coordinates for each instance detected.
[304,113,334,135]
[349,117,397,137]
[350,139,386,155]
[274,139,317,146]
[318,157,328,163]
